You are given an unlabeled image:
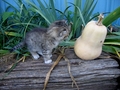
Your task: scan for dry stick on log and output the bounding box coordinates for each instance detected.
[43,50,64,90]
[63,56,80,90]
[43,47,80,90]
[0,56,26,80]
[4,56,26,72]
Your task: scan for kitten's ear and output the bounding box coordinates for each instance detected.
[62,20,68,25]
[55,20,63,26]
[64,20,68,24]
[68,22,72,32]
[55,20,68,26]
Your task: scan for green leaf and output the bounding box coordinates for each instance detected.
[106,35,120,40]
[112,32,120,36]
[4,23,39,31]
[103,7,120,26]
[49,0,57,20]
[2,12,13,23]
[70,2,86,26]
[26,0,58,24]
[0,50,10,55]
[4,32,23,37]
[59,40,75,47]
[2,0,18,12]
[104,42,120,45]
[102,45,116,54]
[31,8,51,24]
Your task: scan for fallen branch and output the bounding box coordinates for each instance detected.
[63,56,80,90]
[43,49,64,90]
[43,48,80,90]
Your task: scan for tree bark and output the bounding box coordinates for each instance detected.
[0,49,120,90]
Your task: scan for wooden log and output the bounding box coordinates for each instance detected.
[0,49,120,90]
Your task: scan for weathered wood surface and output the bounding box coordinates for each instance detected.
[0,49,120,90]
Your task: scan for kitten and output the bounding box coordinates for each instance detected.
[10,20,71,64]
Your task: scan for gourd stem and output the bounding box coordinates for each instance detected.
[96,13,104,26]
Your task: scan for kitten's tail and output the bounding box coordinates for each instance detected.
[10,40,25,52]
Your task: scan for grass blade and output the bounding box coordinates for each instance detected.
[4,32,23,37]
[103,7,120,26]
[104,42,120,45]
[72,3,86,25]
[2,12,13,23]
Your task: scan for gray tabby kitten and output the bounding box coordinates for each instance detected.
[10,20,71,64]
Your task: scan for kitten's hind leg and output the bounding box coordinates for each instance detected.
[30,51,40,60]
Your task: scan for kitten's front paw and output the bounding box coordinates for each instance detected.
[33,54,40,60]
[45,59,52,64]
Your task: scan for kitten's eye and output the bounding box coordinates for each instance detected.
[63,29,67,34]
[63,29,66,31]
[59,29,67,37]
[63,29,67,32]
[59,32,63,37]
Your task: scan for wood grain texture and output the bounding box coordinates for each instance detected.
[0,49,120,90]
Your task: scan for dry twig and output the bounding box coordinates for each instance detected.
[63,56,80,90]
[43,47,79,90]
[4,56,26,72]
[43,50,64,90]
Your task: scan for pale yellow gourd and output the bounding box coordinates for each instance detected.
[74,14,107,60]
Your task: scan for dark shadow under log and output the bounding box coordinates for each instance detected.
[0,49,120,90]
